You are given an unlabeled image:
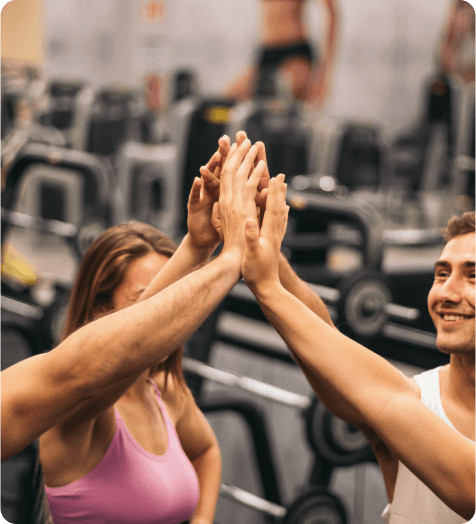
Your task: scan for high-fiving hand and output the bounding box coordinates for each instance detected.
[242,173,289,293]
[186,135,231,254]
[217,138,265,260]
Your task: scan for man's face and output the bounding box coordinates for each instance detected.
[428,232,475,354]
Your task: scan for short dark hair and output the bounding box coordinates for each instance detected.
[444,211,475,243]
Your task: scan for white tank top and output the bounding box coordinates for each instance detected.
[381,366,468,524]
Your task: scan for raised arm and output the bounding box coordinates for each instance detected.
[1,139,264,462]
[242,177,475,520]
[138,136,231,302]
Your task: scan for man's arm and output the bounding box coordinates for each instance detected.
[277,254,373,427]
[242,178,475,520]
[1,138,263,462]
[1,251,241,462]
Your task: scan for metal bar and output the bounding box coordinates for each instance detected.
[1,295,44,320]
[1,208,77,238]
[382,322,437,350]
[183,357,311,409]
[231,281,419,323]
[219,484,287,518]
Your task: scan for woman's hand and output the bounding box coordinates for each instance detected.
[186,136,231,254]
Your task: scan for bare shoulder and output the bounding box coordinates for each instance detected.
[150,371,194,425]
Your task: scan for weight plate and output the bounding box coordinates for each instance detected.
[283,488,347,524]
[305,397,374,467]
[74,215,110,258]
[337,269,392,340]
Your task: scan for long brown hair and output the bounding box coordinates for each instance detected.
[62,220,188,391]
[39,222,188,523]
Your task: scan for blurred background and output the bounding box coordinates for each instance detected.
[1,1,474,523]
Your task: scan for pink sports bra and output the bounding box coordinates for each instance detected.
[45,380,199,524]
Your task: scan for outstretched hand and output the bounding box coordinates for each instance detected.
[201,131,271,209]
[186,136,231,253]
[217,139,265,260]
[242,174,289,292]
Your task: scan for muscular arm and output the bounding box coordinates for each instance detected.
[278,254,369,427]
[253,283,474,520]
[1,251,241,461]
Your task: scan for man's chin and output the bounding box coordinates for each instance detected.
[436,337,475,355]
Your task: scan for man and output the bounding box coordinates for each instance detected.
[241,179,474,522]
[1,137,264,462]
[203,131,474,521]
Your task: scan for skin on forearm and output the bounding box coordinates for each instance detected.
[80,251,241,391]
[138,234,215,303]
[190,445,222,524]
[253,283,475,519]
[277,254,366,426]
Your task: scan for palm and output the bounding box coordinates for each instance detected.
[187,178,220,249]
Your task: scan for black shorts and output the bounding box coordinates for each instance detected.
[257,41,316,70]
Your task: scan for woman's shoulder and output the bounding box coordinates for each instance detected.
[150,371,194,420]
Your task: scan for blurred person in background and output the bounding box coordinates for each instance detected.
[225,0,339,108]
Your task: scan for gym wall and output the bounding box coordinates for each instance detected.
[38,0,452,137]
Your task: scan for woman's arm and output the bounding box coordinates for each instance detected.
[138,137,231,302]
[172,389,222,524]
[242,181,475,520]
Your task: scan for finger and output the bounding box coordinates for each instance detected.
[218,135,230,157]
[255,141,270,191]
[217,135,231,176]
[211,201,223,240]
[236,130,247,147]
[261,177,278,239]
[244,218,260,254]
[206,151,221,173]
[236,144,258,188]
[188,177,202,206]
[221,142,238,199]
[247,159,265,193]
[224,139,252,181]
[200,165,220,193]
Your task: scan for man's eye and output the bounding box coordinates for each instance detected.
[435,271,449,279]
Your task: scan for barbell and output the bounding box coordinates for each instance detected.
[183,357,373,468]
[1,207,110,259]
[228,270,420,343]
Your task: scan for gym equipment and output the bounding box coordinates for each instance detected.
[184,356,374,469]
[1,142,123,244]
[116,141,179,238]
[118,97,236,236]
[227,96,312,184]
[83,86,145,157]
[304,397,374,467]
[310,118,387,192]
[282,488,347,524]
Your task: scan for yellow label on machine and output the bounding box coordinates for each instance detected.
[204,107,230,125]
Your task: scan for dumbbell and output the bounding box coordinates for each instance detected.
[183,357,373,468]
[229,270,420,344]
[1,207,110,259]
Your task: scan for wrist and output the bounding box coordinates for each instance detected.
[184,233,218,263]
[247,276,283,302]
[216,247,243,279]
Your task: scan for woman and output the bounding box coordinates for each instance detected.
[38,221,222,524]
[225,0,339,107]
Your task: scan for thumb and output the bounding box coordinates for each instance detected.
[244,219,259,251]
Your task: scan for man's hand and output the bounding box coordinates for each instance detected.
[242,174,289,294]
[218,139,264,261]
